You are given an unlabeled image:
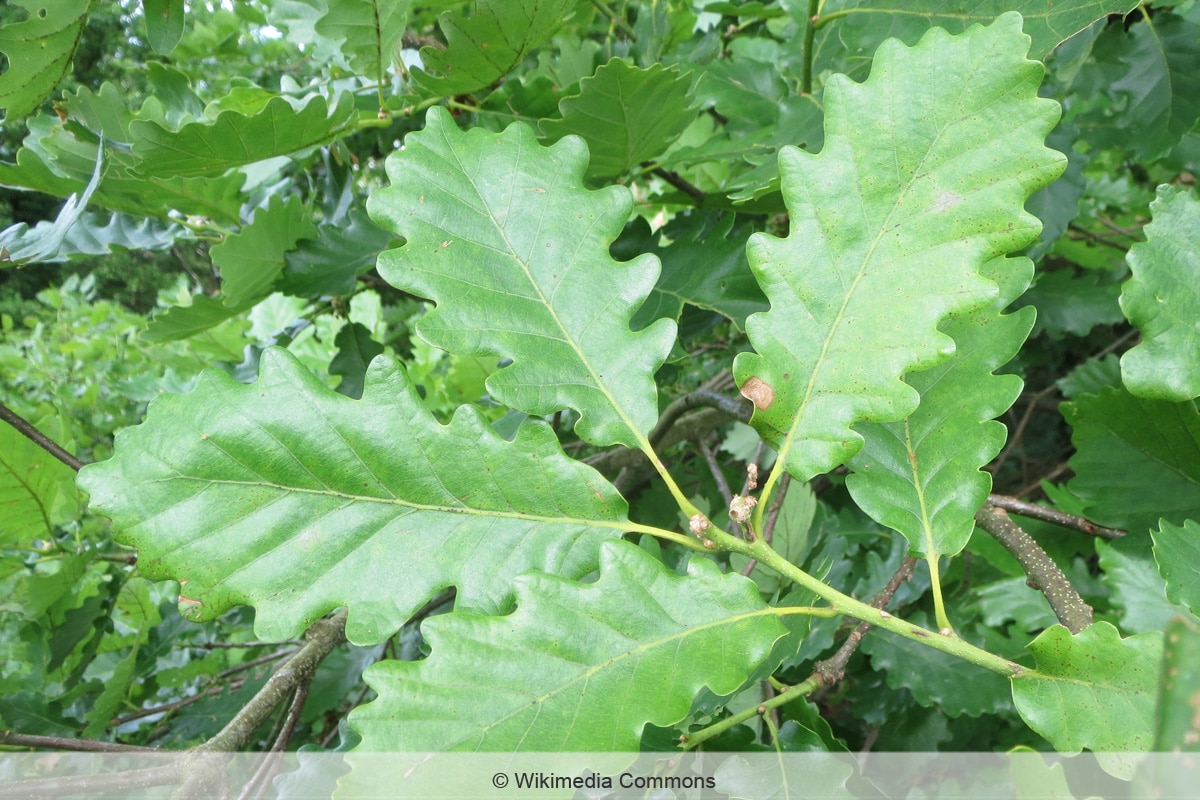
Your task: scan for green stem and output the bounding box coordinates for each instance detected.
[926,553,953,634]
[682,677,818,750]
[801,0,820,95]
[592,0,637,40]
[714,531,1026,677]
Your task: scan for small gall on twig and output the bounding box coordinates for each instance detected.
[746,463,758,491]
[689,514,710,537]
[729,494,757,524]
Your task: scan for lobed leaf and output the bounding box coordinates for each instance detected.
[1063,387,1200,535]
[1011,622,1160,753]
[846,258,1035,559]
[613,214,767,332]
[1152,616,1200,752]
[734,14,1063,482]
[368,107,676,448]
[539,59,698,180]
[349,540,785,750]
[0,416,78,545]
[78,348,632,644]
[143,0,186,54]
[212,195,317,308]
[816,0,1140,62]
[0,141,102,266]
[1119,185,1200,401]
[1153,520,1200,619]
[412,0,573,96]
[1110,13,1200,163]
[315,0,410,81]
[129,93,358,178]
[0,0,90,120]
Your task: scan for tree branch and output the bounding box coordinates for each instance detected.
[0,400,85,471]
[975,503,1093,633]
[198,610,347,753]
[812,556,917,688]
[0,731,155,752]
[987,494,1125,540]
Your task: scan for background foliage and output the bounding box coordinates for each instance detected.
[1,0,1199,793]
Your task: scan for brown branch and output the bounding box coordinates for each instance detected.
[0,400,85,471]
[651,167,706,204]
[198,610,347,753]
[0,764,181,798]
[975,503,1093,633]
[987,494,1125,540]
[811,556,917,688]
[0,731,155,752]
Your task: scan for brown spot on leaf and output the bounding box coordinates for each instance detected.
[739,377,775,411]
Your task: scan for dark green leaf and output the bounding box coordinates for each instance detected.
[413,0,574,96]
[539,58,697,180]
[617,213,767,331]
[1110,13,1200,162]
[0,0,90,119]
[130,93,358,178]
[213,195,318,308]
[315,0,410,80]
[330,322,383,399]
[1063,387,1200,534]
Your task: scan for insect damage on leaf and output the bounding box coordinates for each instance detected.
[739,376,776,411]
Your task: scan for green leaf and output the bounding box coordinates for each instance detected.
[143,0,186,54]
[1153,616,1200,752]
[858,621,1013,718]
[1098,538,1191,635]
[278,208,395,298]
[368,108,677,449]
[412,0,573,96]
[0,0,90,120]
[539,59,697,180]
[141,294,251,343]
[1011,622,1160,753]
[349,540,785,749]
[329,322,383,399]
[77,348,631,644]
[129,93,358,178]
[733,14,1063,483]
[315,0,410,80]
[1119,185,1200,401]
[1153,520,1200,619]
[614,213,767,332]
[1110,13,1200,163]
[817,0,1140,62]
[846,258,1035,559]
[212,195,317,308]
[0,140,103,266]
[1063,387,1200,534]
[1018,269,1123,338]
[0,415,78,544]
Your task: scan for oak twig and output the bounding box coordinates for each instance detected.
[975,503,1093,633]
[987,494,1125,540]
[0,401,86,471]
